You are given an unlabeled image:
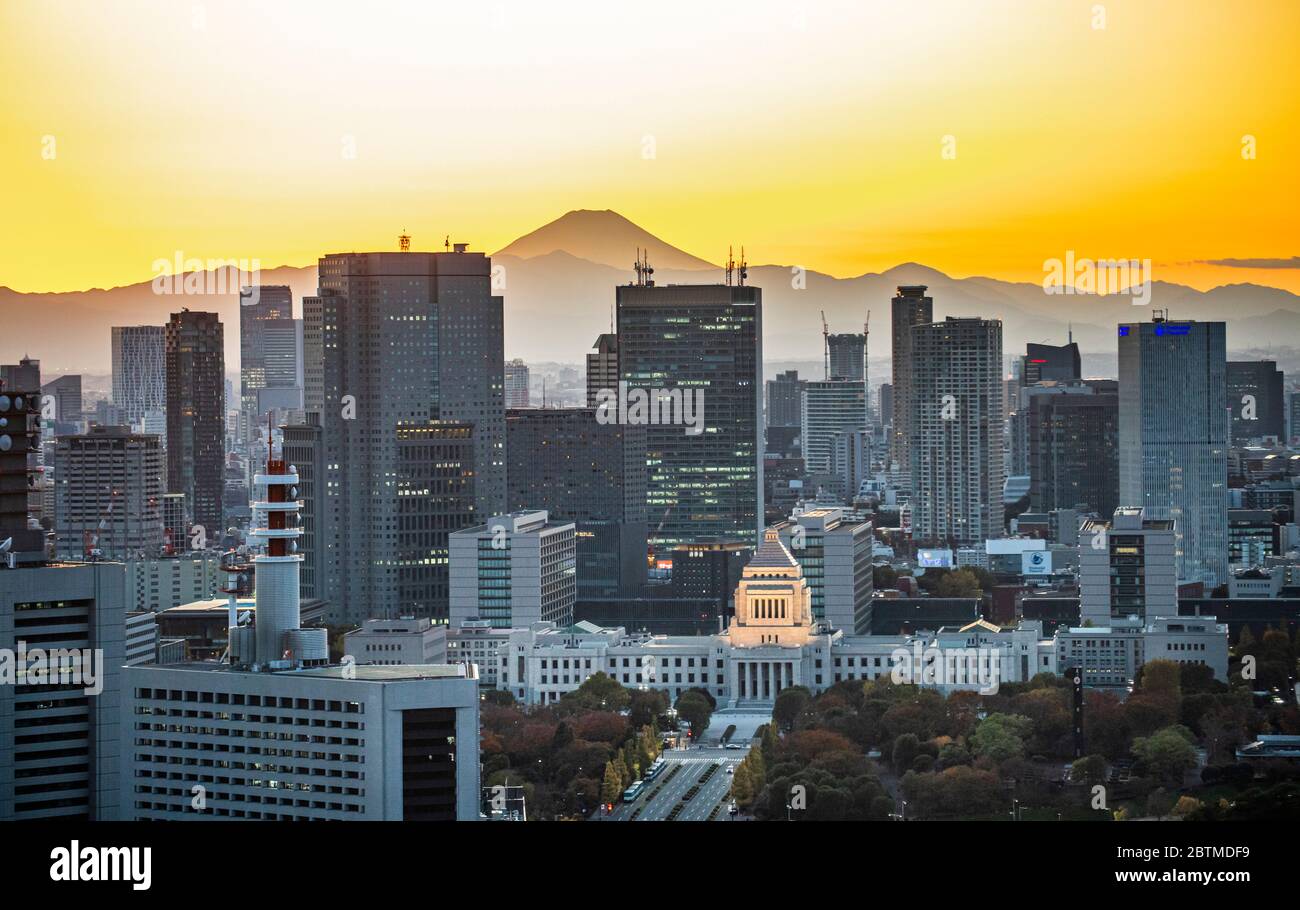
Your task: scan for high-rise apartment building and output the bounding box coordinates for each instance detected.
[53,425,165,560]
[801,380,868,481]
[766,369,805,429]
[449,510,577,629]
[111,326,166,424]
[826,331,866,382]
[909,317,1004,545]
[889,286,933,484]
[504,358,530,408]
[303,249,504,624]
[506,407,646,599]
[165,310,225,535]
[1118,318,1228,587]
[616,282,763,553]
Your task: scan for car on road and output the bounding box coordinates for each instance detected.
[725,743,742,750]
[726,767,734,775]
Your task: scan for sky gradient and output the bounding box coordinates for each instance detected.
[2,0,1297,293]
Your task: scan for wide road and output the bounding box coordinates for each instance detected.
[596,745,748,822]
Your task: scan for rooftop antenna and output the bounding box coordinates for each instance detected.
[821,310,830,379]
[1067,322,1073,345]
[633,248,654,287]
[399,230,411,253]
[738,246,747,287]
[444,234,451,252]
[725,246,734,286]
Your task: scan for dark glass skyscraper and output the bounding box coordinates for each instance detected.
[889,286,933,485]
[1118,318,1228,587]
[615,283,762,554]
[505,407,646,598]
[239,285,301,440]
[302,249,503,624]
[1027,380,1119,516]
[165,310,225,536]
[1226,360,1284,443]
[1022,340,1081,385]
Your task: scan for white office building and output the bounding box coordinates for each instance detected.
[449,511,576,629]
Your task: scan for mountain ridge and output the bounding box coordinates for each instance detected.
[3,210,1297,372]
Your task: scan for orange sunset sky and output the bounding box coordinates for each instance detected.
[1,0,1297,294]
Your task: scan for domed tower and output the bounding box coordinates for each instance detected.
[729,528,813,648]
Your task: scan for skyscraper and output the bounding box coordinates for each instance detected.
[504,358,531,408]
[111,326,166,424]
[1027,380,1119,517]
[1021,340,1081,386]
[394,420,478,622]
[909,317,1004,545]
[54,425,165,560]
[801,379,867,480]
[1118,318,1228,587]
[889,286,933,485]
[505,407,646,599]
[239,285,302,440]
[616,282,763,553]
[766,369,805,429]
[586,333,619,407]
[303,249,504,624]
[1226,360,1284,443]
[826,331,867,382]
[41,374,82,425]
[165,310,225,536]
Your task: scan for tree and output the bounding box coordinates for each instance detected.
[675,690,713,738]
[892,733,921,771]
[969,713,1032,765]
[560,672,630,714]
[773,686,812,732]
[600,761,623,806]
[1070,754,1107,785]
[1131,726,1198,785]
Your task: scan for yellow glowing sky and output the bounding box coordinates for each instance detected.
[2,0,1297,293]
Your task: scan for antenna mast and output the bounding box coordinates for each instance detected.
[738,246,747,287]
[821,310,830,380]
[398,230,410,253]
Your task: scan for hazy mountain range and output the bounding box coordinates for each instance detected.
[4,209,1298,375]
